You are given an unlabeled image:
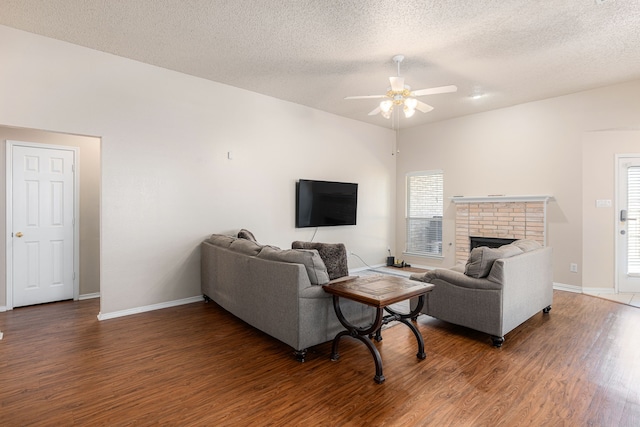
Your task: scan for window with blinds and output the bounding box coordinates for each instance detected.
[406,170,443,256]
[628,166,640,274]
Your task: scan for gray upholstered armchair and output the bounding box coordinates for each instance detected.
[410,240,553,347]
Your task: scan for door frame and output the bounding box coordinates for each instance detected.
[614,153,640,294]
[5,140,80,310]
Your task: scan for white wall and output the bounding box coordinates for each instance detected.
[397,79,640,289]
[0,25,396,316]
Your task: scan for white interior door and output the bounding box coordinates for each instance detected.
[617,155,640,293]
[10,144,75,307]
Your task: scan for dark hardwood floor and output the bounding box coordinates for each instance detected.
[1,290,639,426]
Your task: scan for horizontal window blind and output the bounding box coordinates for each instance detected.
[406,171,443,256]
[628,166,640,274]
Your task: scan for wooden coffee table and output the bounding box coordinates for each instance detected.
[322,275,434,384]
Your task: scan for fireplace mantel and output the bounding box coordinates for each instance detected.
[451,195,552,204]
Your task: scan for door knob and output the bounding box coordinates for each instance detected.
[15,232,23,238]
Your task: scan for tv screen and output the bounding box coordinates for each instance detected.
[296,179,358,228]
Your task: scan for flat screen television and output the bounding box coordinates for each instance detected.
[296,179,358,228]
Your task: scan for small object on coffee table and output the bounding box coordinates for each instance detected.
[322,275,434,384]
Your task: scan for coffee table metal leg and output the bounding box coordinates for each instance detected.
[331,296,386,383]
[399,318,426,359]
[382,295,427,359]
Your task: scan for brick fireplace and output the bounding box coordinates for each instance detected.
[453,195,551,263]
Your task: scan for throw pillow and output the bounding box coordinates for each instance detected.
[291,241,349,280]
[237,229,258,243]
[465,244,524,278]
[229,237,262,256]
[257,246,330,285]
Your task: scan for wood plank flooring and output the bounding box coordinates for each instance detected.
[1,290,639,426]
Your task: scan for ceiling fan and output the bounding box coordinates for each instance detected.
[345,55,457,119]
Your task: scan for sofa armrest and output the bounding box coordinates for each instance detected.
[298,275,360,299]
[412,268,502,290]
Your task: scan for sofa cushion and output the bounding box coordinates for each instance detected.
[237,228,258,243]
[291,241,348,280]
[229,237,263,256]
[465,244,523,278]
[257,246,330,285]
[207,234,236,248]
[513,239,542,252]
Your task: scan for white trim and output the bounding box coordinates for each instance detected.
[553,282,582,293]
[79,292,100,300]
[0,306,7,312]
[450,195,552,203]
[582,288,616,295]
[5,141,80,309]
[349,263,385,273]
[553,283,618,295]
[402,251,445,260]
[97,295,204,321]
[614,153,640,294]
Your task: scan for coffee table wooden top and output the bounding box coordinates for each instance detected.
[323,275,434,308]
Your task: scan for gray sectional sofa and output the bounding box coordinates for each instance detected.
[200,233,375,361]
[410,239,553,346]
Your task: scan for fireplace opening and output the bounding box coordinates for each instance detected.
[469,236,517,251]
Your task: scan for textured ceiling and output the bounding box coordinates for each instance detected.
[1,0,639,129]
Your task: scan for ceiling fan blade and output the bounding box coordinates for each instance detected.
[415,100,434,113]
[368,106,381,116]
[411,85,458,97]
[389,76,405,92]
[345,94,387,100]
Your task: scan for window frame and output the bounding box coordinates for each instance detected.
[404,170,444,258]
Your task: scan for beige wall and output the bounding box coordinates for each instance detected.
[0,126,101,307]
[582,130,640,291]
[397,80,640,288]
[0,25,396,316]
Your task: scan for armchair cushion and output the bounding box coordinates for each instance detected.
[513,239,542,252]
[411,268,502,290]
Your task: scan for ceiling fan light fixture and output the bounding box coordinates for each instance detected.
[380,100,393,113]
[403,105,416,118]
[344,55,457,121]
[404,98,418,110]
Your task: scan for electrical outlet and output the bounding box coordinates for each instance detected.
[570,263,578,273]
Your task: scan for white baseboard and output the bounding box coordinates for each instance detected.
[553,282,582,293]
[582,287,616,295]
[97,295,204,321]
[79,292,100,300]
[553,282,617,295]
[0,306,7,312]
[350,263,385,273]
